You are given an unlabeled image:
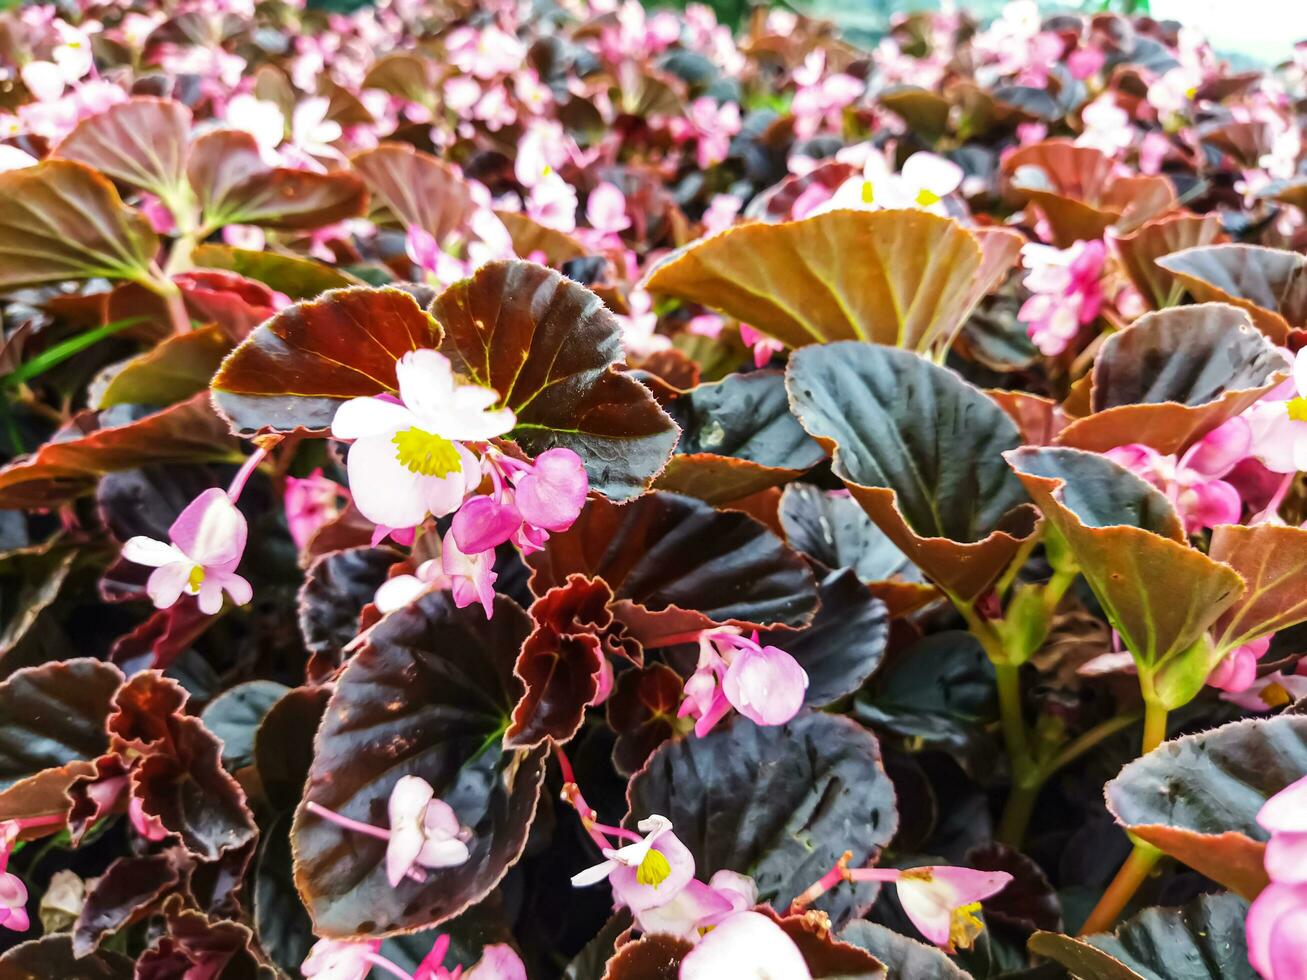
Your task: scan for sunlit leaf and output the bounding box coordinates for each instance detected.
[52,97,191,204]
[1156,244,1307,343]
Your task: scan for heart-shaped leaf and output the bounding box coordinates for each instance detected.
[607,663,684,776]
[52,97,192,204]
[759,567,889,708]
[626,712,897,924]
[191,244,355,299]
[526,490,819,642]
[0,160,160,290]
[0,395,240,509]
[1006,448,1241,686]
[0,658,122,833]
[1156,244,1307,342]
[292,591,547,937]
[432,261,679,499]
[840,921,973,979]
[1105,714,1307,898]
[644,209,1014,355]
[655,371,825,504]
[214,264,679,499]
[1029,892,1254,980]
[1056,304,1285,454]
[1209,524,1307,652]
[787,342,1039,602]
[1112,212,1225,309]
[187,129,367,231]
[778,483,935,617]
[352,143,476,242]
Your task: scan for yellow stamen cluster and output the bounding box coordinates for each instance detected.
[188,565,206,591]
[1286,397,1307,422]
[861,181,876,205]
[392,427,462,477]
[949,901,986,950]
[1262,681,1292,709]
[636,848,672,887]
[915,188,942,207]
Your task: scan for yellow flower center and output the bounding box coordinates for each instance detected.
[1286,397,1307,422]
[636,848,671,887]
[188,565,206,591]
[949,901,986,950]
[1262,681,1292,709]
[392,427,462,477]
[861,180,875,205]
[915,188,942,207]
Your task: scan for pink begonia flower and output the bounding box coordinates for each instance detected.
[1076,95,1134,158]
[526,172,578,232]
[617,290,671,358]
[284,468,343,550]
[290,97,344,162]
[1105,418,1251,535]
[224,93,286,159]
[680,910,812,979]
[128,797,169,842]
[1017,240,1106,356]
[571,814,696,913]
[1208,636,1273,693]
[1138,131,1171,175]
[1148,65,1202,119]
[1224,667,1307,713]
[678,630,808,737]
[1067,46,1106,80]
[0,823,28,932]
[818,150,963,216]
[635,868,757,939]
[330,349,512,530]
[122,488,253,615]
[415,935,527,980]
[739,324,784,368]
[1248,776,1307,978]
[850,865,1012,952]
[374,559,446,614]
[386,775,473,887]
[586,181,630,236]
[702,194,742,235]
[1244,349,1307,474]
[223,224,266,251]
[302,939,382,980]
[441,529,497,619]
[446,24,526,79]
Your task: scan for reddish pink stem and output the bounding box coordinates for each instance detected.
[227,445,271,502]
[363,951,417,980]
[590,821,643,844]
[642,629,709,649]
[555,745,618,851]
[306,801,391,842]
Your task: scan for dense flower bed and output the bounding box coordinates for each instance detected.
[0,0,1305,977]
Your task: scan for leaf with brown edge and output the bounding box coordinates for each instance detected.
[254,684,330,812]
[1112,212,1225,309]
[607,663,684,776]
[1006,447,1243,697]
[211,286,441,433]
[1210,524,1307,652]
[1107,714,1307,900]
[98,324,232,408]
[1156,244,1307,342]
[0,160,160,290]
[108,672,257,861]
[840,921,971,979]
[497,210,588,265]
[643,209,1010,356]
[507,575,616,749]
[297,546,400,674]
[766,908,886,978]
[136,898,277,980]
[526,490,819,644]
[1269,179,1307,213]
[352,143,476,242]
[432,260,679,499]
[1002,140,1176,246]
[191,243,355,299]
[786,343,1039,603]
[187,129,368,231]
[0,658,122,836]
[174,269,280,341]
[655,371,825,505]
[601,933,693,980]
[0,934,133,980]
[73,849,189,956]
[0,394,240,509]
[51,97,192,203]
[292,592,547,938]
[1055,304,1286,454]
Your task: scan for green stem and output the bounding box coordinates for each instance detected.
[995,663,1031,765]
[1142,701,1168,754]
[996,779,1039,848]
[1039,713,1143,776]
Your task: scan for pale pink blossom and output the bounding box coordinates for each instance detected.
[1244,349,1307,474]
[446,24,527,79]
[1224,667,1307,713]
[224,93,286,159]
[302,939,381,980]
[702,194,742,235]
[1248,776,1307,978]
[374,559,446,614]
[441,529,497,619]
[817,150,962,216]
[1017,240,1106,356]
[571,814,697,913]
[680,910,812,979]
[739,324,784,368]
[635,869,757,939]
[1077,96,1134,158]
[284,468,343,550]
[416,938,527,980]
[386,775,473,887]
[122,488,252,615]
[677,630,808,736]
[617,290,670,358]
[330,350,512,531]
[586,182,630,236]
[849,865,1012,952]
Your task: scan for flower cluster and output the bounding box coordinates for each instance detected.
[1248,776,1307,979]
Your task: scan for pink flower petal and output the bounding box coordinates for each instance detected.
[452,494,523,553]
[722,644,808,727]
[608,830,696,912]
[514,449,588,532]
[169,488,246,567]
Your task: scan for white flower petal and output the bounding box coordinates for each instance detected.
[331,397,415,439]
[346,434,433,529]
[396,349,456,426]
[122,536,185,568]
[571,858,618,888]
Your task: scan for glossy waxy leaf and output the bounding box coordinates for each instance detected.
[0,935,133,979]
[1057,303,1285,454]
[840,921,974,979]
[1156,244,1307,343]
[1210,523,1307,651]
[1105,714,1307,898]
[626,712,897,924]
[191,244,355,299]
[98,324,233,409]
[52,97,191,202]
[655,371,825,505]
[201,680,289,772]
[292,591,547,937]
[352,143,475,242]
[297,546,399,670]
[787,342,1038,602]
[526,490,819,641]
[644,209,1015,355]
[1112,212,1225,309]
